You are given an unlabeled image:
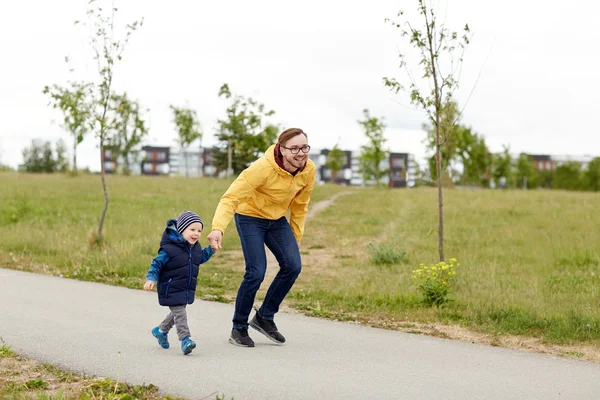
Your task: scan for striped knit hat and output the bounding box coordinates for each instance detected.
[176,211,203,234]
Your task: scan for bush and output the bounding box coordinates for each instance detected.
[412,258,459,306]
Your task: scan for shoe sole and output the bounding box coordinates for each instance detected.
[228,337,255,348]
[182,342,196,355]
[249,320,285,344]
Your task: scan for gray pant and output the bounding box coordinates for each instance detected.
[159,305,190,341]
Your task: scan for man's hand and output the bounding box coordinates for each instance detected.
[297,241,301,250]
[143,280,155,291]
[207,229,223,251]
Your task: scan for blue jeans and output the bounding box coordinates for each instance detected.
[232,213,302,329]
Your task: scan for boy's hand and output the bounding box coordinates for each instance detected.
[143,281,155,291]
[207,229,223,251]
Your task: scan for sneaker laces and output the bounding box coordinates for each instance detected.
[237,328,249,337]
[261,317,278,333]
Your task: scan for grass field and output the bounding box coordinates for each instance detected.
[1,172,599,352]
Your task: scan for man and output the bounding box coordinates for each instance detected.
[207,127,316,347]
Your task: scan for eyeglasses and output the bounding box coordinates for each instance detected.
[281,145,311,154]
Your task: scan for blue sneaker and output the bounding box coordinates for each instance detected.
[152,326,169,349]
[181,337,196,355]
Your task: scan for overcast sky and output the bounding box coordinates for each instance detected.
[1,0,598,170]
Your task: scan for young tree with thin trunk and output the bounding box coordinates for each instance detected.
[170,105,202,178]
[383,0,472,262]
[358,109,389,186]
[108,92,149,175]
[325,143,346,181]
[79,0,143,243]
[214,84,278,175]
[42,81,93,174]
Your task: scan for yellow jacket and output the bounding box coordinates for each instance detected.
[211,144,317,242]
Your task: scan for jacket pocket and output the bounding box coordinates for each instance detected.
[165,278,172,298]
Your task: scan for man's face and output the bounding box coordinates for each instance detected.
[280,134,309,170]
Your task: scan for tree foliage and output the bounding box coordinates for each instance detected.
[213,83,278,174]
[358,109,389,185]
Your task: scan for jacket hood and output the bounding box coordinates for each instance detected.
[160,218,187,247]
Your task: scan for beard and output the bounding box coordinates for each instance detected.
[287,155,307,170]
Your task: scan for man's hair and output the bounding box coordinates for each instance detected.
[277,128,308,145]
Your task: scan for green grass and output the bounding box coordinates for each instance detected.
[0,346,13,358]
[367,238,408,265]
[0,338,13,358]
[1,172,599,347]
[0,172,345,295]
[295,187,600,345]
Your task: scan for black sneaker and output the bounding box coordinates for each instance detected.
[250,314,286,344]
[229,328,255,347]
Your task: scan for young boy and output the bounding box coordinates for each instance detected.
[143,210,215,355]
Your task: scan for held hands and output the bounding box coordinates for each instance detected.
[143,280,155,291]
[207,229,223,252]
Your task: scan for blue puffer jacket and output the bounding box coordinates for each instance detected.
[146,219,214,306]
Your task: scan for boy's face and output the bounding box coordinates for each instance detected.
[181,222,203,245]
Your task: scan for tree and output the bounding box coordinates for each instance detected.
[413,162,434,187]
[170,104,202,177]
[78,0,143,243]
[22,140,45,173]
[55,138,70,173]
[423,101,490,186]
[514,153,535,189]
[41,142,57,173]
[383,1,472,261]
[583,158,600,192]
[423,100,460,176]
[531,169,553,189]
[458,130,490,187]
[553,162,582,191]
[108,92,148,175]
[42,81,93,174]
[491,145,513,189]
[21,140,67,173]
[358,109,389,186]
[214,84,278,175]
[325,143,346,181]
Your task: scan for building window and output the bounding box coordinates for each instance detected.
[391,170,406,180]
[391,157,405,168]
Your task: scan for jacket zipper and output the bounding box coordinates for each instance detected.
[186,244,193,303]
[165,278,172,298]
